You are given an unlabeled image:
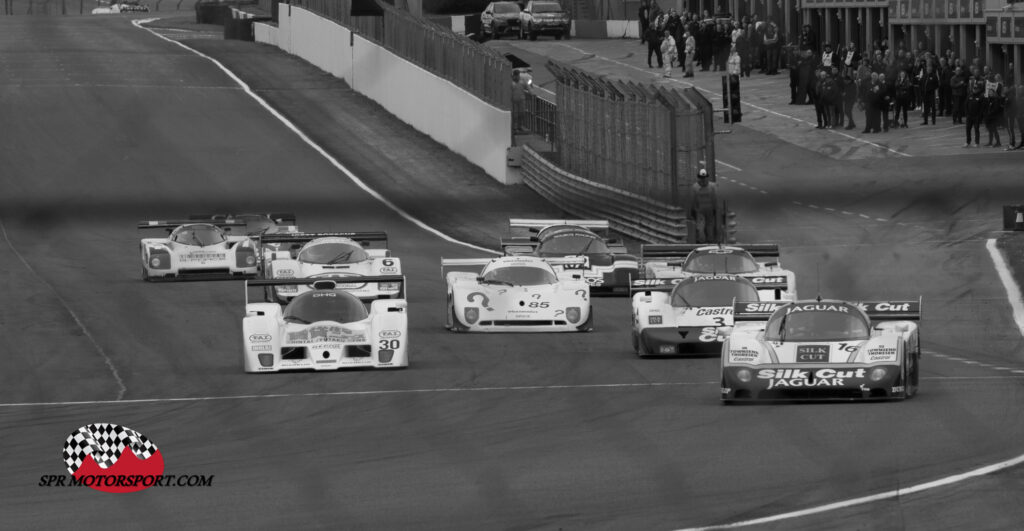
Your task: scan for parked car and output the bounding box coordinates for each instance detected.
[519,0,570,41]
[481,1,522,40]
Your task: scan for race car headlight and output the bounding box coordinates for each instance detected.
[245,255,256,266]
[566,307,581,324]
[150,257,161,267]
[736,369,752,383]
[465,307,479,324]
[648,315,663,325]
[257,354,274,367]
[869,368,888,381]
[378,282,401,292]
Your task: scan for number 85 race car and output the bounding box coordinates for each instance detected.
[720,298,922,402]
[443,255,592,332]
[242,276,408,373]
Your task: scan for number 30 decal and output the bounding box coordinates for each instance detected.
[378,339,400,349]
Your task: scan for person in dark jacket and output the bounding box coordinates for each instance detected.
[878,73,893,132]
[892,69,912,128]
[963,76,984,147]
[950,66,966,124]
[938,57,953,116]
[638,1,650,44]
[983,74,1004,148]
[862,72,882,133]
[789,47,802,103]
[920,64,940,125]
[646,18,664,69]
[813,69,829,129]
[841,68,858,130]
[1006,83,1019,150]
[798,50,817,104]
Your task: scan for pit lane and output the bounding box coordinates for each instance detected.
[2,14,1024,530]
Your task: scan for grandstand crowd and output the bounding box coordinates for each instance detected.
[637,1,1024,149]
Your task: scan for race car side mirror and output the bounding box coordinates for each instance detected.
[717,326,734,339]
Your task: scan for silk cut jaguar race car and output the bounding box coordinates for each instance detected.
[443,255,592,332]
[242,277,408,372]
[720,298,922,402]
[630,274,790,357]
[260,232,401,302]
[500,219,638,295]
[138,220,259,281]
[641,243,797,300]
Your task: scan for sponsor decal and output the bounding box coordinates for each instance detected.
[379,330,401,338]
[857,302,912,312]
[274,269,295,277]
[867,347,897,361]
[286,325,364,344]
[706,249,736,254]
[749,276,786,284]
[757,368,867,390]
[694,274,739,282]
[584,277,605,286]
[742,302,783,313]
[729,348,760,362]
[785,304,849,314]
[43,423,213,492]
[311,292,338,298]
[632,278,682,287]
[249,334,271,343]
[696,307,732,316]
[250,345,272,352]
[796,345,830,362]
[891,386,905,393]
[467,292,493,311]
[183,252,225,262]
[379,266,399,274]
[698,326,720,342]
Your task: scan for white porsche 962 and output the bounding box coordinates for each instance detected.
[260,232,402,302]
[243,277,408,373]
[443,255,592,332]
[138,220,259,281]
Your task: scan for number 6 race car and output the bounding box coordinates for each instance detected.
[138,220,259,281]
[500,219,639,295]
[443,255,592,332]
[630,274,791,357]
[720,298,922,402]
[260,232,402,302]
[242,276,408,373]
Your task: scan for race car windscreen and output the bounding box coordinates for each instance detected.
[764,311,870,342]
[671,279,758,308]
[683,252,759,274]
[284,291,368,324]
[299,241,368,265]
[483,265,556,286]
[536,234,610,256]
[170,224,227,247]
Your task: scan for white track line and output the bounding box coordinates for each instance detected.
[678,238,1024,530]
[0,221,127,400]
[135,19,499,256]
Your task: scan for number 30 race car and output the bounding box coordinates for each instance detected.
[720,299,921,402]
[500,219,638,295]
[443,255,592,332]
[260,232,402,302]
[138,220,259,281]
[630,274,791,357]
[242,277,408,373]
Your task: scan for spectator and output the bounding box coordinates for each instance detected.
[840,41,860,77]
[511,69,532,133]
[763,20,780,75]
[1006,82,1019,150]
[683,29,696,78]
[690,170,719,244]
[1014,84,1024,149]
[798,50,816,103]
[788,48,802,104]
[735,24,751,77]
[820,43,835,70]
[920,64,940,125]
[878,72,893,132]
[862,72,882,134]
[950,66,966,124]
[984,74,1004,148]
[727,44,742,77]
[638,1,650,44]
[646,16,664,69]
[964,76,985,147]
[841,67,858,130]
[661,29,677,78]
[812,69,827,129]
[893,69,912,128]
[938,57,952,116]
[714,22,731,71]
[830,66,845,128]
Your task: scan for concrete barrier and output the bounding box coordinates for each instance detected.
[255,6,514,184]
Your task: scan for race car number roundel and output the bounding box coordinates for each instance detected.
[63,423,165,493]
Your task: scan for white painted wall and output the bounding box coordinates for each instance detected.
[253,21,278,46]
[254,7,515,184]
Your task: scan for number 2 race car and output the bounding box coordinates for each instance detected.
[443,255,592,332]
[641,243,797,300]
[500,219,639,295]
[242,277,408,373]
[138,220,259,281]
[720,298,922,402]
[631,274,790,357]
[260,232,402,302]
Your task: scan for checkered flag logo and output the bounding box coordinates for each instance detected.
[63,423,159,475]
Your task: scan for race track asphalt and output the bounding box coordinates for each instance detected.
[3,14,1024,530]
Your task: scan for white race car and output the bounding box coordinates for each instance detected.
[641,243,797,300]
[260,232,401,302]
[630,274,790,357]
[242,277,408,372]
[138,220,259,281]
[188,212,299,236]
[721,298,922,402]
[443,255,592,332]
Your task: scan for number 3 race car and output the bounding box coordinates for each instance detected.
[443,255,592,332]
[641,243,797,300]
[260,232,402,302]
[630,274,791,357]
[138,220,259,281]
[720,299,922,402]
[500,219,639,295]
[242,276,408,373]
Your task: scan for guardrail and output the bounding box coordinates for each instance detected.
[520,145,689,243]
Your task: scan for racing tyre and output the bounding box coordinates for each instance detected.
[576,307,594,332]
[631,331,640,354]
[141,266,150,281]
[447,295,469,332]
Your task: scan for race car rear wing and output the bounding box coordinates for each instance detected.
[188,212,297,225]
[732,301,789,321]
[245,275,406,304]
[509,219,611,233]
[138,219,247,231]
[258,231,389,249]
[499,237,538,255]
[640,243,781,261]
[441,257,587,277]
[859,299,922,321]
